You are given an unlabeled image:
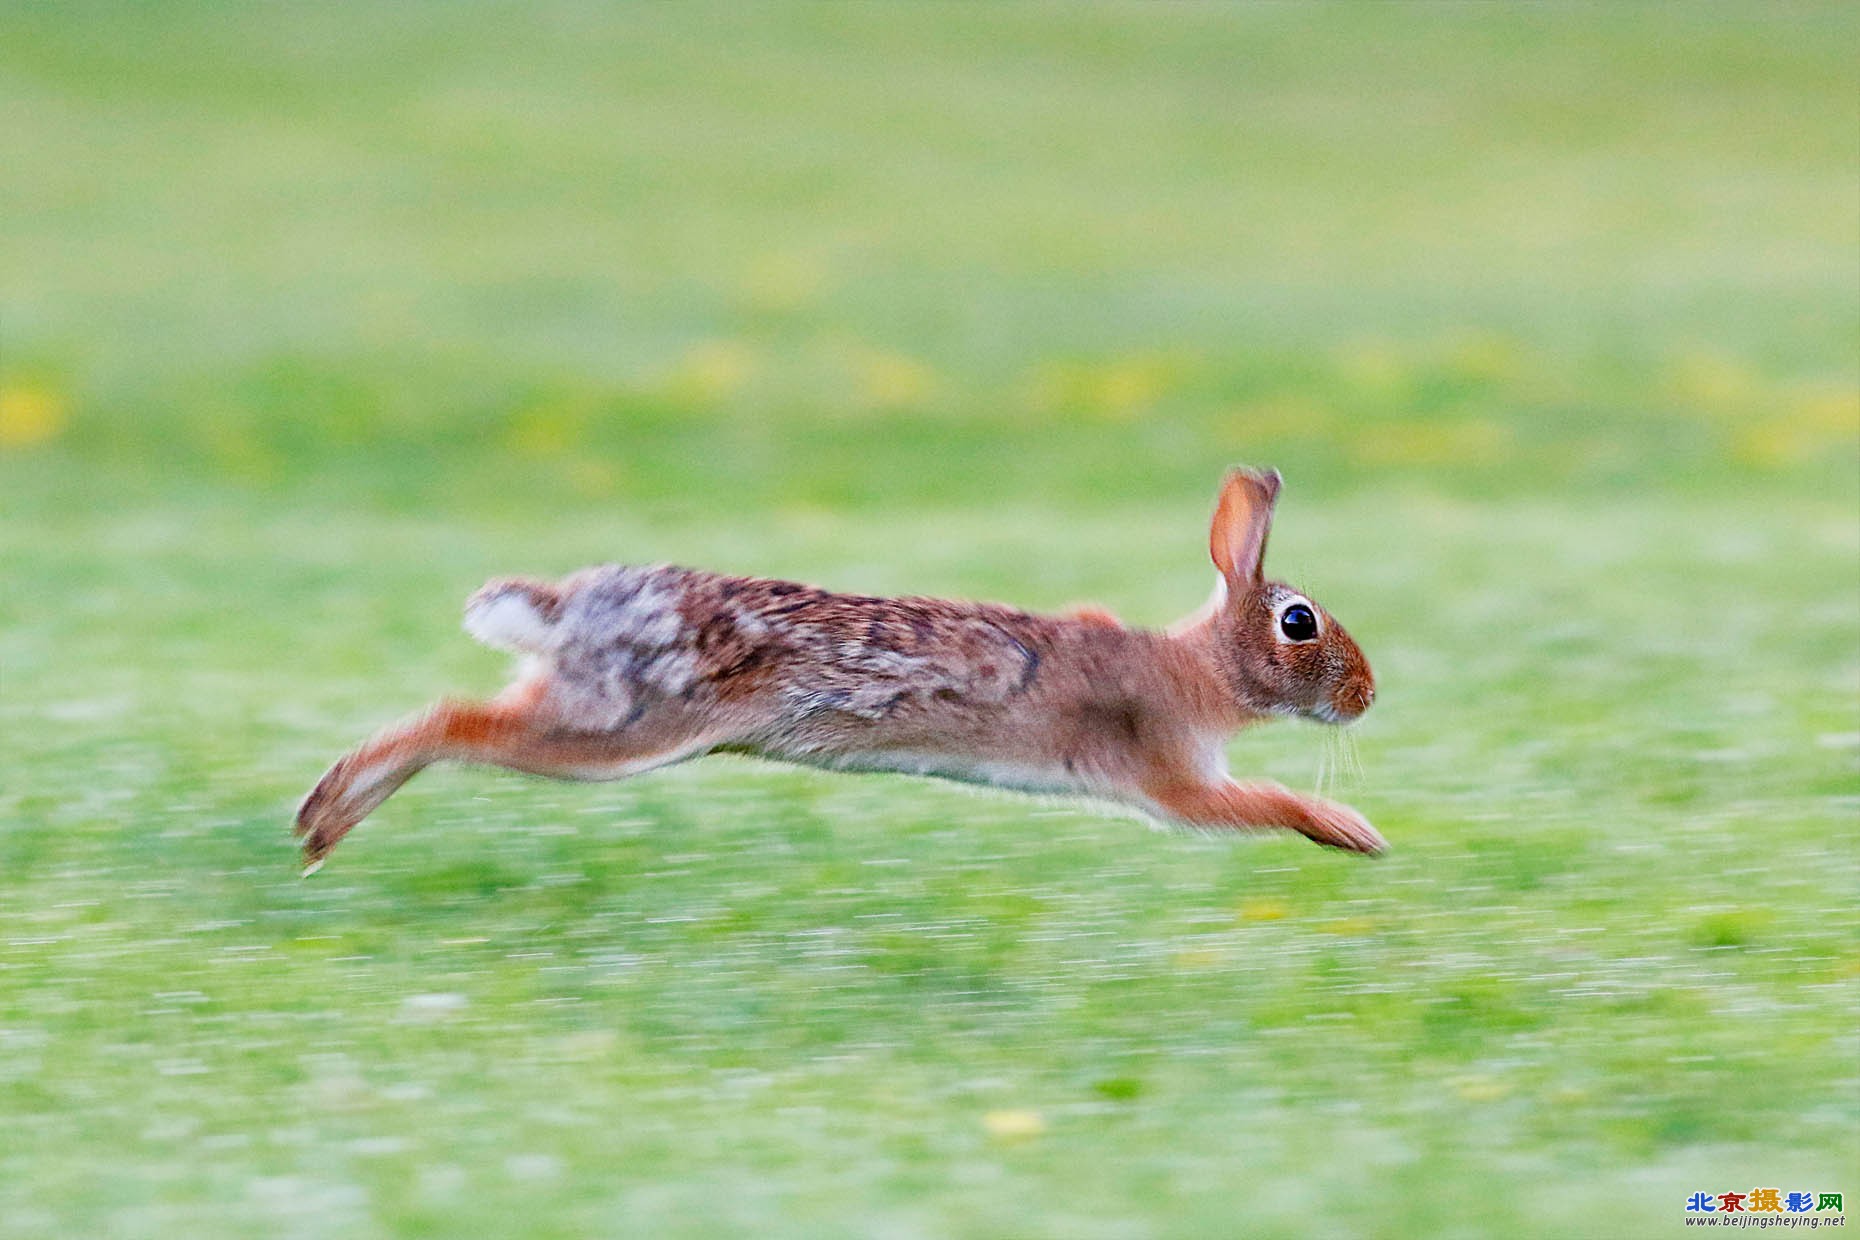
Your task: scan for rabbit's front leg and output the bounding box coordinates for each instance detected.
[1144,776,1387,855]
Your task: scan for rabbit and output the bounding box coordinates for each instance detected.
[295,466,1384,872]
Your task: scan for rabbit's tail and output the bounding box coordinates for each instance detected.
[464,578,565,654]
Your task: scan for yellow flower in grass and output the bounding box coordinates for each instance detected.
[505,403,586,457]
[1444,331,1525,385]
[1732,382,1860,468]
[1664,350,1761,414]
[0,382,68,447]
[662,340,757,405]
[1087,357,1167,416]
[851,346,937,410]
[983,1109,1045,1141]
[1023,353,1178,421]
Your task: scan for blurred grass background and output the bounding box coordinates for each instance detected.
[1,3,1856,1237]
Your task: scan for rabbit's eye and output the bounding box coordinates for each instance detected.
[1278,604,1318,642]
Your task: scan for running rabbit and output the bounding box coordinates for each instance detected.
[295,467,1383,871]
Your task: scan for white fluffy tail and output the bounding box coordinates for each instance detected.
[464,580,562,654]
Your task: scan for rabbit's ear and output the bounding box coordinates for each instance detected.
[1209,467,1282,585]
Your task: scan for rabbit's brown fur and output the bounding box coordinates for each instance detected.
[295,468,1384,871]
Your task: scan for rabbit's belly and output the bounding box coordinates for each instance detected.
[808,747,1082,797]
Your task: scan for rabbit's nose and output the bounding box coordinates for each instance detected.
[1335,680,1374,717]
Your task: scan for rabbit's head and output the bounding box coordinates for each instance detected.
[1201,468,1374,724]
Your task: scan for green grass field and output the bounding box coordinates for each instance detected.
[3,4,1857,1236]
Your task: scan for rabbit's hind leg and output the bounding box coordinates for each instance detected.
[293,697,715,872]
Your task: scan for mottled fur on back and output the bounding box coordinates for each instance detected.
[559,565,1049,722]
[297,467,1386,870]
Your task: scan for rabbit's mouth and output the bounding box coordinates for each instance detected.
[1316,682,1375,724]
